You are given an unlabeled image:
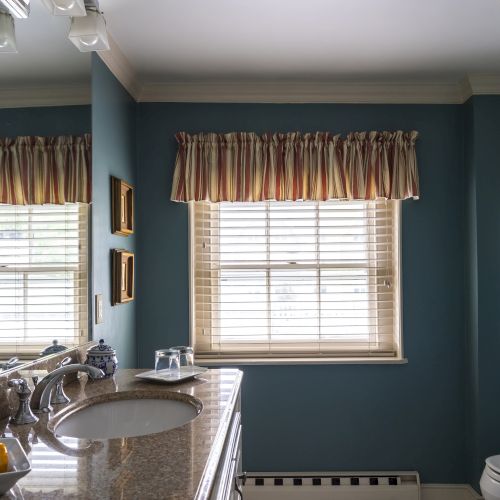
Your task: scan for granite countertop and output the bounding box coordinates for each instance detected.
[0,368,243,500]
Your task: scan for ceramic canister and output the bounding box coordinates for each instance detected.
[85,339,118,377]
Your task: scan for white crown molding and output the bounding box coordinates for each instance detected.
[97,35,140,101]
[458,77,473,102]
[0,84,90,108]
[137,80,469,104]
[468,74,500,95]
[7,51,498,107]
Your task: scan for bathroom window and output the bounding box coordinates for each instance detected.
[190,200,402,363]
[0,204,89,358]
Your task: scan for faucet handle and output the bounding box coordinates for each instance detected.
[51,357,72,406]
[8,378,31,396]
[8,378,38,425]
[55,356,72,370]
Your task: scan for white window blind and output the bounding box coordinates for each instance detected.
[191,200,401,360]
[0,204,89,358]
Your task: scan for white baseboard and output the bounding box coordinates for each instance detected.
[244,472,481,500]
[244,481,481,500]
[421,484,482,500]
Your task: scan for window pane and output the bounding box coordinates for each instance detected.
[219,203,266,264]
[219,270,267,341]
[270,269,319,341]
[269,203,317,264]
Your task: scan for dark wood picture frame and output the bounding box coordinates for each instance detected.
[112,249,135,305]
[111,177,134,236]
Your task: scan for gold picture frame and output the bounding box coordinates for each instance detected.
[112,249,134,305]
[111,177,134,236]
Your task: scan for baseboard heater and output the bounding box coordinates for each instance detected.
[242,471,421,500]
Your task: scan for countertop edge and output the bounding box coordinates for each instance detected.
[195,370,243,500]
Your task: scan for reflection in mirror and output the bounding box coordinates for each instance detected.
[0,0,92,371]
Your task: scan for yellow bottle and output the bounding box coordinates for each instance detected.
[0,443,8,473]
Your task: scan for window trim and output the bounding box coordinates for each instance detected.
[188,201,405,365]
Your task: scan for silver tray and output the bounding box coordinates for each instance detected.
[135,366,208,384]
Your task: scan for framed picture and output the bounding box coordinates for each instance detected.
[111,177,134,236]
[112,249,134,305]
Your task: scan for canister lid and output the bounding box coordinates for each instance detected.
[87,339,115,355]
[40,339,68,356]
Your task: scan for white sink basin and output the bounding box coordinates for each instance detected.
[54,397,200,439]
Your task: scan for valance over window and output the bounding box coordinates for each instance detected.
[171,131,419,202]
[0,135,92,205]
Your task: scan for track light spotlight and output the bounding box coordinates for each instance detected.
[0,0,29,19]
[68,9,109,52]
[42,0,86,17]
[0,11,17,53]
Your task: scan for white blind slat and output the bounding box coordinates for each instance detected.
[191,200,401,359]
[0,204,89,358]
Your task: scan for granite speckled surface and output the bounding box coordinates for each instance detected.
[0,368,243,500]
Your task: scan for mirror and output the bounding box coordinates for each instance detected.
[0,0,91,371]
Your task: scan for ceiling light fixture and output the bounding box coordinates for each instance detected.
[0,0,29,19]
[41,0,86,17]
[68,9,109,52]
[0,11,16,52]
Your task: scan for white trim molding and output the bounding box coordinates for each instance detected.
[243,472,482,500]
[10,44,498,107]
[243,482,480,500]
[138,80,467,104]
[0,84,90,108]
[97,34,140,101]
[197,357,408,366]
[468,74,500,95]
[98,70,500,104]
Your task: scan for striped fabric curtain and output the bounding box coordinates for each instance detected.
[0,134,92,205]
[171,131,419,202]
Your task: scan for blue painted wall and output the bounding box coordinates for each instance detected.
[0,105,90,137]
[465,95,500,486]
[91,55,137,368]
[135,103,466,483]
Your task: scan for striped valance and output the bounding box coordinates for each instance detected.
[171,131,419,202]
[0,134,92,205]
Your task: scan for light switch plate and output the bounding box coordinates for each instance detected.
[95,294,104,324]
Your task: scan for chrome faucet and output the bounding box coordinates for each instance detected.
[30,364,105,414]
[8,378,38,425]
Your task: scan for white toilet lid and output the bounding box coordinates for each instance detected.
[486,456,500,474]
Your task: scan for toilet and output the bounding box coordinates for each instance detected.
[481,456,500,499]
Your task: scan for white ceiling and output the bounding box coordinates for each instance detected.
[0,0,90,88]
[100,0,500,84]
